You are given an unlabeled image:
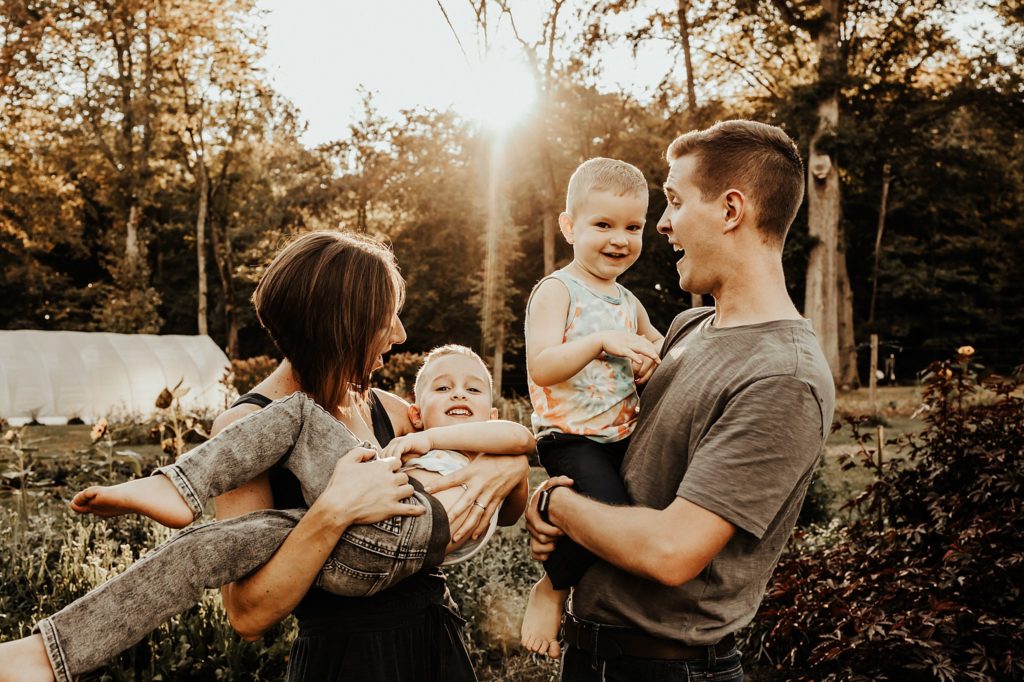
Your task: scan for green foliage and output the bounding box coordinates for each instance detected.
[0,502,293,680]
[743,353,1024,680]
[446,525,558,681]
[374,351,426,400]
[227,355,280,395]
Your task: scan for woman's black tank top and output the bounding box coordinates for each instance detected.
[227,390,450,622]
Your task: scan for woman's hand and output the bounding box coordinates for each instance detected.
[380,432,433,461]
[426,454,529,542]
[313,447,425,529]
[525,476,573,561]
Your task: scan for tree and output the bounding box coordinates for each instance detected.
[166,0,266,337]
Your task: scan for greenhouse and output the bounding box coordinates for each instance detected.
[0,331,230,425]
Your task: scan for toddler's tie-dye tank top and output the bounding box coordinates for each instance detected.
[527,269,639,443]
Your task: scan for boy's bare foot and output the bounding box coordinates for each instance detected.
[70,476,194,529]
[521,574,567,660]
[0,635,55,682]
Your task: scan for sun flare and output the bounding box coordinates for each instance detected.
[452,52,538,132]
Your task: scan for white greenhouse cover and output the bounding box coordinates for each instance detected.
[0,331,231,425]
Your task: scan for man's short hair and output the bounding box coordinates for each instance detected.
[413,344,492,403]
[565,157,649,215]
[666,120,804,245]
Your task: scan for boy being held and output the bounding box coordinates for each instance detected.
[520,158,663,659]
[3,346,531,682]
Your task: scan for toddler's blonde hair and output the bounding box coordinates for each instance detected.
[565,157,648,215]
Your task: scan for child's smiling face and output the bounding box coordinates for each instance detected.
[412,354,496,430]
[560,189,648,284]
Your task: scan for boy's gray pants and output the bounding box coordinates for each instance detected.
[34,392,450,682]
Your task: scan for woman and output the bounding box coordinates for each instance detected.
[214,231,527,680]
[0,231,528,682]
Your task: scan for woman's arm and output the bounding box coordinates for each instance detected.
[213,406,422,640]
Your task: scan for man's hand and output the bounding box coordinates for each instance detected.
[632,354,658,385]
[525,476,573,560]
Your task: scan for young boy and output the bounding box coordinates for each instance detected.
[14,345,533,681]
[520,158,663,659]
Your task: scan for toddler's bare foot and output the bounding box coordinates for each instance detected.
[70,476,194,528]
[0,635,55,682]
[521,574,567,660]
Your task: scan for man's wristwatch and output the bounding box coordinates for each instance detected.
[537,484,567,525]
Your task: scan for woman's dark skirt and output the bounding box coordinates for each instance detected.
[286,568,476,682]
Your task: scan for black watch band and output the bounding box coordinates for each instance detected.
[538,484,565,525]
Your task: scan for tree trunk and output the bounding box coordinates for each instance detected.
[540,141,559,275]
[209,213,238,358]
[677,0,698,111]
[542,212,557,275]
[195,160,209,336]
[678,0,700,310]
[804,94,841,380]
[492,322,505,398]
[869,163,892,325]
[837,238,859,388]
[125,203,141,273]
[803,0,842,383]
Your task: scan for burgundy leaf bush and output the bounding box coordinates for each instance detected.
[744,352,1023,681]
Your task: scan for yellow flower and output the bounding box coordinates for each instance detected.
[939,368,953,380]
[90,417,109,442]
[957,345,975,357]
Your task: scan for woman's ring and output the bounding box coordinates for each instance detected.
[473,501,487,510]
[459,484,469,491]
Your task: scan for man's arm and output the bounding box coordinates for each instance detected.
[526,485,734,587]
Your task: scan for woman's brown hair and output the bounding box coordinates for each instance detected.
[252,231,404,411]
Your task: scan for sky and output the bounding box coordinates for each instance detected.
[256,0,677,145]
[256,1,1001,147]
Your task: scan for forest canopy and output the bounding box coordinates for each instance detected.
[2,0,1021,395]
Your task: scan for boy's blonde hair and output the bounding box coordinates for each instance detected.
[565,157,649,216]
[413,344,492,402]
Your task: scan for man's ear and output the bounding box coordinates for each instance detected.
[722,189,746,234]
[407,404,424,430]
[489,406,499,420]
[558,212,575,244]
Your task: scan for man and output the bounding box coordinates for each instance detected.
[526,120,836,681]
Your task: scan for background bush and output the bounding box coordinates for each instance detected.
[743,354,1024,681]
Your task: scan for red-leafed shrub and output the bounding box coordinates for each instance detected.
[744,352,1024,681]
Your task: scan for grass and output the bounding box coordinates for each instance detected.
[0,383,944,680]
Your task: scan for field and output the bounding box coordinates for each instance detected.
[0,386,930,680]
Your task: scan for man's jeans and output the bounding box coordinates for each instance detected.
[34,392,449,682]
[561,643,744,682]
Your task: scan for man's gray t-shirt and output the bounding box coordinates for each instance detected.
[571,307,836,645]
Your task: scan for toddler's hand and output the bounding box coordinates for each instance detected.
[381,432,432,460]
[632,354,658,385]
[600,331,661,370]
